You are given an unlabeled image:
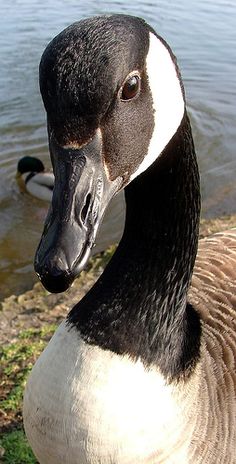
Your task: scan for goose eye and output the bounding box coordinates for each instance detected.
[121,75,140,101]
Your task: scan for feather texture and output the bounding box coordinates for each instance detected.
[188,229,236,463]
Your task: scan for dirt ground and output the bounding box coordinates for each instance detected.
[0,249,114,347]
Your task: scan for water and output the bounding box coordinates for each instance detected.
[0,0,236,299]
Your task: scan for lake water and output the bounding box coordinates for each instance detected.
[0,0,236,299]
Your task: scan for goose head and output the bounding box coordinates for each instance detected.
[35,14,185,293]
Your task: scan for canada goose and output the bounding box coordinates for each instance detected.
[23,14,236,464]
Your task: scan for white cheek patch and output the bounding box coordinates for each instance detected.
[131,32,185,181]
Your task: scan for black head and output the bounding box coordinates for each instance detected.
[35,14,185,292]
[17,156,45,174]
[40,15,155,177]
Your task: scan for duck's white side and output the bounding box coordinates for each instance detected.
[21,171,54,202]
[23,14,236,464]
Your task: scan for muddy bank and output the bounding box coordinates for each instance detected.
[0,247,115,347]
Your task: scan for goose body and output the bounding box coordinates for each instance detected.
[23,15,236,464]
[23,322,199,464]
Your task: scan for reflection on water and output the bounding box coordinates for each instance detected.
[0,0,236,298]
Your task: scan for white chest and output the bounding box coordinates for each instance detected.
[23,322,196,464]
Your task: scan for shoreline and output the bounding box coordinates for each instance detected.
[0,214,236,346]
[1,213,236,347]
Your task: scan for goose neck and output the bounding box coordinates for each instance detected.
[69,113,201,380]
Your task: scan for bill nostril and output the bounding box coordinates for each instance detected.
[81,193,91,224]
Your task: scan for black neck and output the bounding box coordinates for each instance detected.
[68,112,201,380]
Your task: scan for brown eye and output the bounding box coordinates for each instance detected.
[121,75,140,101]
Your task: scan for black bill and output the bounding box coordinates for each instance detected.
[34,130,122,293]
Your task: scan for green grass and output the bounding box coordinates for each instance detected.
[0,325,57,463]
[0,325,57,413]
[0,429,37,464]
